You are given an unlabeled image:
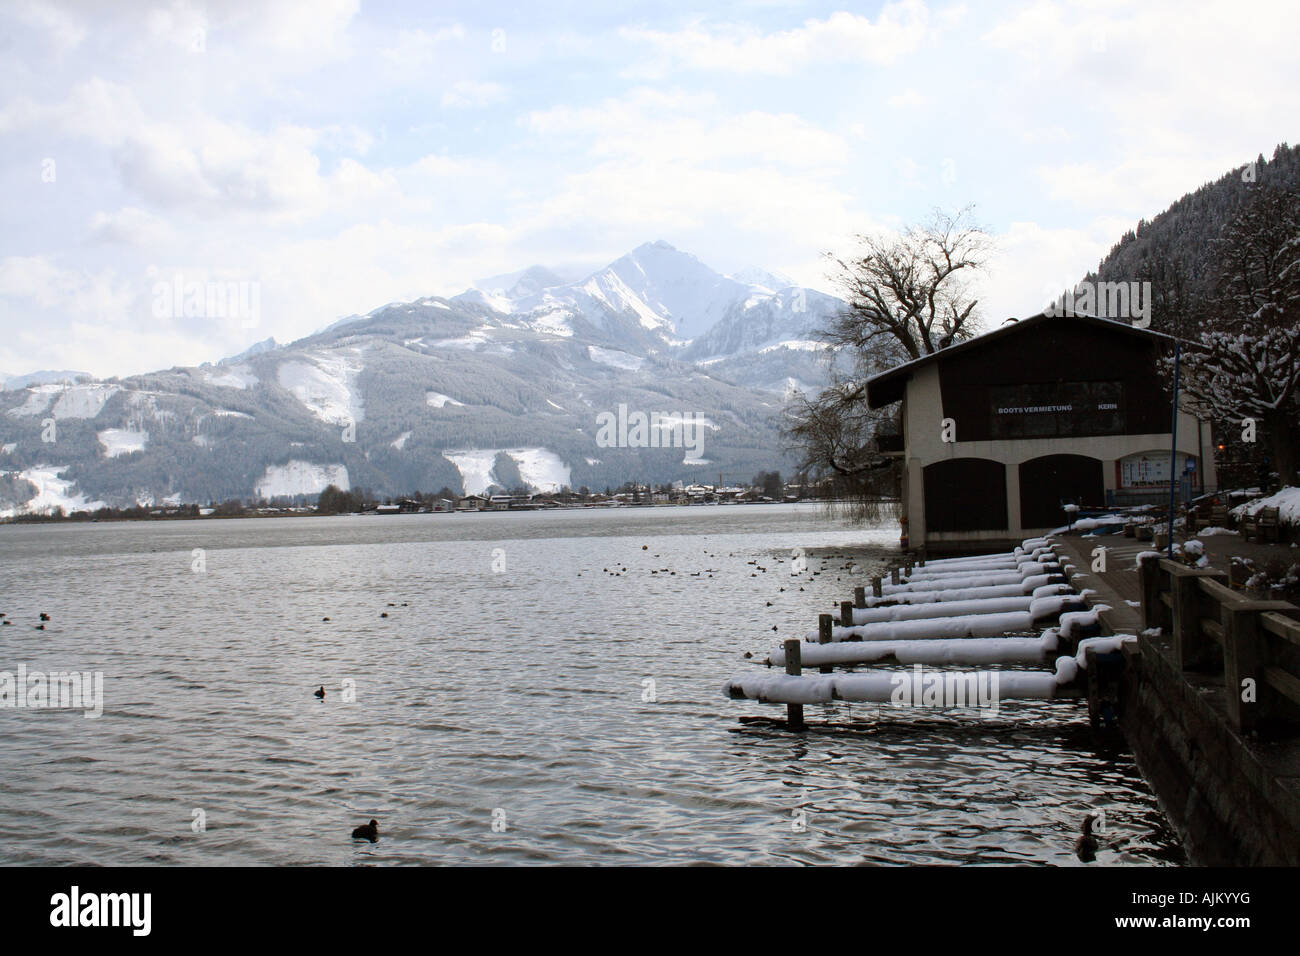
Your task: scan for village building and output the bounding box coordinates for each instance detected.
[866,312,1218,554]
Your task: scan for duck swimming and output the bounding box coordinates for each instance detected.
[352,819,379,842]
[1076,813,1100,862]
[314,685,325,699]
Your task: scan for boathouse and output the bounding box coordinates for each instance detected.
[866,312,1218,554]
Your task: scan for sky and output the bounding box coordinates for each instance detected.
[1,0,1297,380]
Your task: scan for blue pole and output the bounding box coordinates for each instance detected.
[1167,341,1180,559]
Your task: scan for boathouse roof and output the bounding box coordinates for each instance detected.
[865,312,1175,409]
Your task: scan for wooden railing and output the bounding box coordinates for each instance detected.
[1139,554,1300,733]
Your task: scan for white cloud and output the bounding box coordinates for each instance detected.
[441,80,507,110]
[621,2,934,75]
[887,89,929,109]
[88,207,178,246]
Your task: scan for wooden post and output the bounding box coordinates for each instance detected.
[854,585,866,609]
[784,638,804,729]
[840,600,854,627]
[1222,604,1261,734]
[890,568,900,587]
[818,614,834,674]
[1085,646,1101,730]
[904,558,912,576]
[1170,568,1227,670]
[1138,554,1168,634]
[918,549,926,567]
[872,576,883,598]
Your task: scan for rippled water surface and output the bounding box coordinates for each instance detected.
[0,504,1182,865]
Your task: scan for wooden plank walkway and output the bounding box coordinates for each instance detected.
[1051,535,1146,634]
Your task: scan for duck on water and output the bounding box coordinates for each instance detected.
[352,820,379,842]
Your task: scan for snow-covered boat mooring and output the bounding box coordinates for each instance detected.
[723,537,1135,729]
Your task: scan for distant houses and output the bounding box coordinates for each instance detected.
[441,482,797,512]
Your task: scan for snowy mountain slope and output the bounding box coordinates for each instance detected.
[0,242,841,513]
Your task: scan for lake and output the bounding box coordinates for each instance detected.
[0,503,1182,865]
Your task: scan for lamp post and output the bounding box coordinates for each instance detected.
[1167,341,1180,560]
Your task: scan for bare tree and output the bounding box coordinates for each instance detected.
[783,208,989,516]
[823,206,990,360]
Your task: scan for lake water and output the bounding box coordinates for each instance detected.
[0,504,1182,865]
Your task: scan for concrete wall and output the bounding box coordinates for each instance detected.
[1120,636,1300,865]
[901,364,1219,550]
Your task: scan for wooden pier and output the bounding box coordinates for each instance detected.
[724,538,1114,725]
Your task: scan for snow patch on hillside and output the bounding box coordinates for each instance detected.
[0,465,107,517]
[98,428,148,457]
[4,385,58,418]
[426,392,464,408]
[212,409,253,419]
[391,430,412,450]
[428,327,494,350]
[205,364,257,389]
[528,309,575,337]
[278,350,364,425]
[7,383,120,419]
[445,447,571,495]
[759,339,825,354]
[51,384,121,419]
[587,346,645,370]
[255,461,350,498]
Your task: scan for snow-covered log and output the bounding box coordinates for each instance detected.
[863,581,1069,607]
[810,595,1098,642]
[767,631,1061,668]
[845,593,1058,626]
[722,659,1080,706]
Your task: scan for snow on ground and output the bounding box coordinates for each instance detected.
[391,431,412,450]
[98,428,148,457]
[50,384,121,419]
[528,309,575,337]
[587,345,645,371]
[254,461,349,498]
[1,443,14,454]
[212,409,253,418]
[428,327,494,349]
[546,399,565,411]
[426,392,464,408]
[4,384,60,417]
[204,364,257,389]
[758,339,826,354]
[7,383,120,419]
[277,350,364,425]
[1231,486,1300,525]
[581,272,669,332]
[585,457,601,466]
[0,465,106,517]
[192,434,212,447]
[445,447,571,495]
[509,448,571,492]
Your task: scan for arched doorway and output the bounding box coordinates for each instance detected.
[1019,454,1104,529]
[923,458,1007,532]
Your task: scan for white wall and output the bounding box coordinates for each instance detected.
[901,363,1216,544]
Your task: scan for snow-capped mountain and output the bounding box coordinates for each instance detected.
[0,242,842,514]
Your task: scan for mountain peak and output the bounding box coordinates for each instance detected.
[217,337,278,366]
[634,239,678,253]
